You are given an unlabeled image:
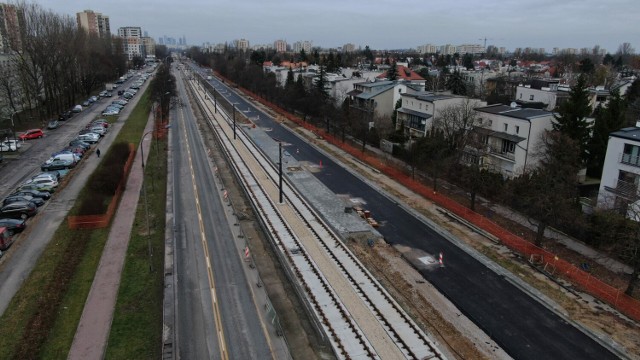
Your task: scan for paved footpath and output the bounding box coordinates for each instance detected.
[68,114,154,360]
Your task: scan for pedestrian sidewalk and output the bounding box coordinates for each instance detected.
[67,114,154,360]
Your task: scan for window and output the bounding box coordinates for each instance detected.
[515,126,520,134]
[502,140,515,153]
[419,103,422,109]
[529,95,534,101]
[622,143,640,166]
[519,93,523,99]
[504,123,508,132]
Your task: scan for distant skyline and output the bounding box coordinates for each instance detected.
[36,0,638,53]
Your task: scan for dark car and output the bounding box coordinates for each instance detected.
[3,195,45,207]
[69,140,91,150]
[59,111,72,121]
[117,90,124,96]
[0,218,27,234]
[10,189,50,200]
[41,158,75,172]
[0,201,37,219]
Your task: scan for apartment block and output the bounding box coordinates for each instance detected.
[76,9,110,39]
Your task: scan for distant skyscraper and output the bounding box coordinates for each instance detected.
[235,38,249,51]
[76,10,110,39]
[342,43,356,53]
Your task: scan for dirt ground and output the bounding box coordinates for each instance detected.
[193,83,640,359]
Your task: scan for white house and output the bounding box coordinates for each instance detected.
[348,80,421,120]
[473,104,555,178]
[396,92,484,138]
[597,125,640,216]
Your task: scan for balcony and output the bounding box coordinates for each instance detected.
[620,153,640,167]
[487,145,515,161]
[604,178,639,200]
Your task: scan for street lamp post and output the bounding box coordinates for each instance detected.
[233,105,236,139]
[140,130,154,272]
[139,124,171,272]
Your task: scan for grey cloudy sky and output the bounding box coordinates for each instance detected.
[36,0,638,53]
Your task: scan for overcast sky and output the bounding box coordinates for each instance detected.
[35,0,638,53]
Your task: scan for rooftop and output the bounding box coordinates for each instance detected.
[475,104,553,120]
[610,127,640,142]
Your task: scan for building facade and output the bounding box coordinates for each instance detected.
[597,125,640,217]
[396,93,485,139]
[474,104,555,178]
[118,26,144,61]
[76,10,110,39]
[274,39,287,53]
[0,3,23,53]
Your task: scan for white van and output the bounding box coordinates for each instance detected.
[46,153,79,165]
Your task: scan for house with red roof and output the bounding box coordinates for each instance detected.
[376,65,425,86]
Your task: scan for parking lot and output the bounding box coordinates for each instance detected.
[0,68,153,315]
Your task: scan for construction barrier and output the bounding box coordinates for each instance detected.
[214,73,640,323]
[68,143,136,229]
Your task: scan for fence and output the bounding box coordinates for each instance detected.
[214,72,640,323]
[68,143,136,229]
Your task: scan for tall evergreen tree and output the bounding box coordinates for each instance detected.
[446,70,467,95]
[587,89,627,177]
[386,62,398,81]
[553,75,592,163]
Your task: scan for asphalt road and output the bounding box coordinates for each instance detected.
[188,63,618,360]
[171,68,272,359]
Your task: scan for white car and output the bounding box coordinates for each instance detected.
[76,133,99,144]
[22,177,58,189]
[102,109,119,116]
[90,126,106,136]
[2,139,21,150]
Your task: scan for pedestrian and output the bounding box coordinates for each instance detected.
[96,148,101,158]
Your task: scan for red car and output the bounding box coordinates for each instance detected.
[18,129,44,140]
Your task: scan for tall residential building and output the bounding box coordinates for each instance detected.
[235,38,249,51]
[142,36,156,58]
[439,44,456,55]
[274,39,287,53]
[417,44,437,54]
[342,43,356,53]
[76,9,110,39]
[0,3,24,53]
[118,26,144,60]
[456,44,485,55]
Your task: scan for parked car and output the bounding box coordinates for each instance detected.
[82,100,91,107]
[99,90,108,97]
[89,95,98,103]
[42,158,75,172]
[3,139,22,150]
[18,129,44,140]
[0,218,27,234]
[113,99,128,106]
[105,91,113,97]
[0,201,37,219]
[92,119,110,128]
[30,171,60,181]
[60,110,73,120]
[117,90,124,96]
[22,177,59,189]
[10,189,50,200]
[76,134,99,144]
[90,126,106,136]
[3,195,45,207]
[47,119,59,129]
[0,143,16,152]
[122,92,134,99]
[17,182,54,194]
[69,140,91,150]
[102,109,119,116]
[72,105,83,113]
[63,146,86,157]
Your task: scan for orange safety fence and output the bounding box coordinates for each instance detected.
[211,73,640,322]
[68,143,136,229]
